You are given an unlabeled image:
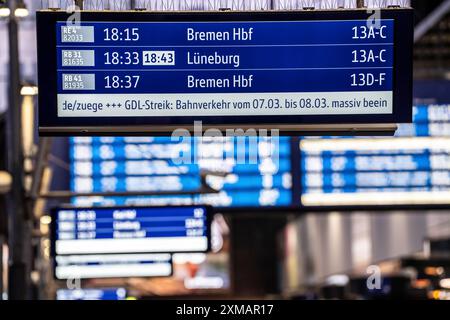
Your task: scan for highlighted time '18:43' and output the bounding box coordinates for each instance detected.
[143,51,175,66]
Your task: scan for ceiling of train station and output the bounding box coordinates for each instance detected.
[413,0,450,79]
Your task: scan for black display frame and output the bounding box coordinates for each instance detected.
[37,9,414,135]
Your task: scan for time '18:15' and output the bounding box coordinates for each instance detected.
[103,28,139,41]
[104,75,140,89]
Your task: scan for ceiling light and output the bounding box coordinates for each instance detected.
[439,278,450,290]
[0,5,10,17]
[21,85,38,96]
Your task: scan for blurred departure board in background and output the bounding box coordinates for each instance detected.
[300,105,450,206]
[69,105,450,208]
[70,136,293,208]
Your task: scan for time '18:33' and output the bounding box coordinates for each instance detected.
[104,75,140,89]
[104,52,139,65]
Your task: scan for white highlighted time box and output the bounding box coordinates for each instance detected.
[57,91,393,117]
[142,51,175,66]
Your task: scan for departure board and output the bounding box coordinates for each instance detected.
[52,206,210,255]
[37,10,413,134]
[69,136,292,208]
[54,253,172,279]
[300,105,450,206]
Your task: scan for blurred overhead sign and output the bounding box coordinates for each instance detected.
[300,105,450,207]
[69,136,293,208]
[52,205,211,255]
[37,9,413,135]
[51,205,210,279]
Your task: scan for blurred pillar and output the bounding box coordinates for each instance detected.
[305,213,353,281]
[231,215,287,296]
[0,234,3,300]
[7,0,32,300]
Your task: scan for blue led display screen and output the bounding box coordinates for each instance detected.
[36,10,413,134]
[55,20,394,95]
[52,206,210,255]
